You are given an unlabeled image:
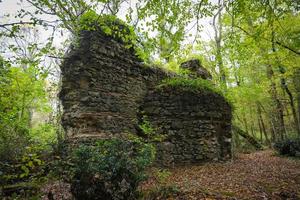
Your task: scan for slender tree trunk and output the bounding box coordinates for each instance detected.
[257,45,285,141]
[296,69,300,128]
[261,118,271,146]
[256,102,271,146]
[270,29,285,140]
[296,69,300,125]
[263,15,286,141]
[213,0,227,88]
[257,117,263,142]
[269,118,277,142]
[250,124,255,138]
[266,64,286,141]
[250,108,256,138]
[293,68,300,136]
[283,102,292,130]
[242,115,248,133]
[258,119,263,142]
[277,62,300,136]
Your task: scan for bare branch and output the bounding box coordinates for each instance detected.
[26,0,56,15]
[0,21,36,28]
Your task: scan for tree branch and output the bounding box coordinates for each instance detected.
[26,0,56,15]
[0,21,36,28]
[234,24,300,56]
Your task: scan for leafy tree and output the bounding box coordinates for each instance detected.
[221,0,300,144]
[0,57,50,161]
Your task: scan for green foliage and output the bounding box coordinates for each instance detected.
[29,123,58,150]
[137,0,214,61]
[78,10,151,61]
[157,77,223,96]
[0,60,50,162]
[163,60,191,75]
[0,60,58,194]
[274,137,300,157]
[19,147,44,179]
[139,117,154,136]
[78,10,137,45]
[0,145,46,187]
[0,125,29,162]
[70,138,156,200]
[220,0,300,145]
[137,116,165,143]
[154,169,171,185]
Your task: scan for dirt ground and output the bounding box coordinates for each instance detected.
[143,150,300,200]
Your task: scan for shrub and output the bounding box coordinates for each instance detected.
[0,145,46,187]
[274,138,300,157]
[70,138,155,200]
[0,123,30,162]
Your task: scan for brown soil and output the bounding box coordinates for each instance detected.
[143,150,300,200]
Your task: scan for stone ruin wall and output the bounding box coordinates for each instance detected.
[60,29,232,166]
[60,30,171,138]
[143,88,231,166]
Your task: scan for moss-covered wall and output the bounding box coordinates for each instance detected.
[60,20,232,166]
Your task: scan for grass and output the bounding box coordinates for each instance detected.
[157,77,224,96]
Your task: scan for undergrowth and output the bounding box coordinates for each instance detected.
[70,138,155,200]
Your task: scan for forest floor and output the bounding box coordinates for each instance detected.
[142,150,300,200]
[3,150,300,199]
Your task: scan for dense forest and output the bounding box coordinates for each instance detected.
[0,0,300,199]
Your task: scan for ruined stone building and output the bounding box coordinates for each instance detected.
[59,24,232,166]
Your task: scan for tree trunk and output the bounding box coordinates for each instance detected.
[256,102,271,146]
[242,115,249,134]
[233,126,262,150]
[293,68,300,136]
[266,64,286,141]
[258,118,263,142]
[250,108,256,138]
[278,65,300,136]
[264,19,286,141]
[250,124,255,139]
[213,0,227,88]
[269,118,277,142]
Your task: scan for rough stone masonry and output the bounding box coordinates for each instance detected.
[59,27,232,166]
